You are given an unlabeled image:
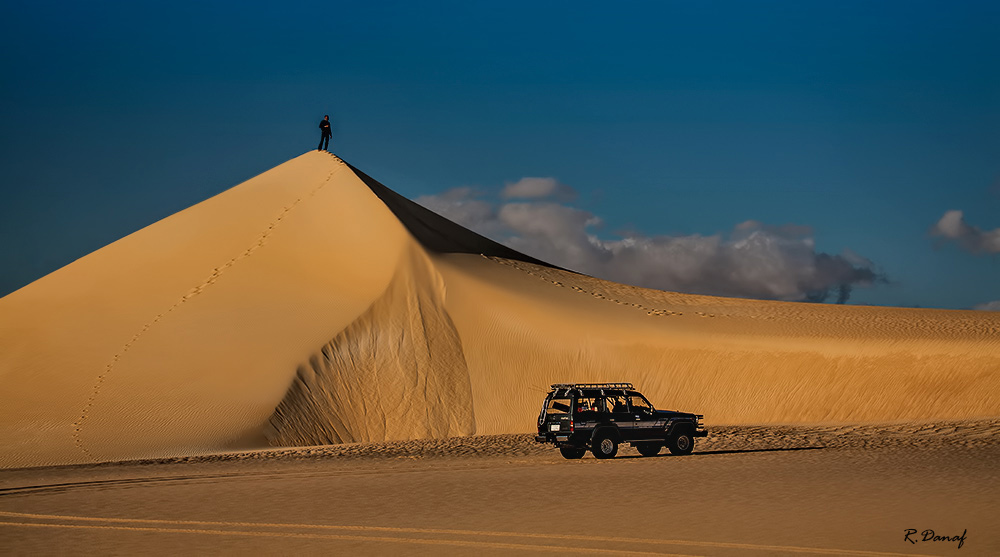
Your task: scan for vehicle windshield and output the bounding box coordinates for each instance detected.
[545,397,572,415]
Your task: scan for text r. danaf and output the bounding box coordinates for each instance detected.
[904,528,967,549]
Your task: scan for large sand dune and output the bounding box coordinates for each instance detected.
[1,151,998,468]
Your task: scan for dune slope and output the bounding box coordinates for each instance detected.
[267,244,475,446]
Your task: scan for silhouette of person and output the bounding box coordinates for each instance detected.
[318,115,332,151]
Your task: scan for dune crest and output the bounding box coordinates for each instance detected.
[267,243,475,446]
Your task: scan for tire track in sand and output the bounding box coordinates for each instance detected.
[0,511,934,556]
[71,154,346,461]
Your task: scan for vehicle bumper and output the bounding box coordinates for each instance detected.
[694,429,708,437]
[535,432,579,444]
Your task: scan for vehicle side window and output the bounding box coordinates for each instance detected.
[574,397,602,415]
[629,396,653,413]
[546,398,572,414]
[607,395,629,413]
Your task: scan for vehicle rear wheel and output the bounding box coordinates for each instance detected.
[667,432,694,455]
[591,431,619,459]
[635,442,661,457]
[559,446,586,459]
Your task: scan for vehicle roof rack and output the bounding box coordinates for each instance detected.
[549,382,634,391]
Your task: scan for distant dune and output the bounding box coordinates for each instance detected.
[1,151,998,468]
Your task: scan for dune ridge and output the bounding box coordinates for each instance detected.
[345,161,559,269]
[1,151,998,469]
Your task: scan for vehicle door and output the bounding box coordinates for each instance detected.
[627,394,659,440]
[541,395,574,435]
[605,392,634,439]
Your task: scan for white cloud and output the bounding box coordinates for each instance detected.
[417,183,883,303]
[973,300,1000,311]
[501,177,575,200]
[930,210,1000,254]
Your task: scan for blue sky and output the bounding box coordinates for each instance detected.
[1,1,998,308]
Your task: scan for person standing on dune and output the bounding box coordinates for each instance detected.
[317,115,332,151]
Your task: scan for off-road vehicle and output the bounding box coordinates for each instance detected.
[534,383,707,459]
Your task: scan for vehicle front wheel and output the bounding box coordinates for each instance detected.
[635,442,661,457]
[559,446,586,459]
[591,432,619,459]
[667,432,694,455]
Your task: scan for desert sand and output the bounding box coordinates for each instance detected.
[1,423,996,555]
[0,151,998,553]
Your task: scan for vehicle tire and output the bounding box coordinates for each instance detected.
[635,442,661,457]
[667,431,695,455]
[591,431,619,459]
[559,446,586,459]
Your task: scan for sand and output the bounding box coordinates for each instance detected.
[1,150,998,470]
[1,422,996,555]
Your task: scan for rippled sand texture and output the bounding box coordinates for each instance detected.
[267,244,475,446]
[1,151,998,468]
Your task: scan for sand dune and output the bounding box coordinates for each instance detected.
[1,151,998,468]
[438,254,1000,434]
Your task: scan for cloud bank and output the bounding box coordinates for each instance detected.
[417,181,883,303]
[973,300,1000,312]
[930,210,1000,254]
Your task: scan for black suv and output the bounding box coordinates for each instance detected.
[535,383,707,459]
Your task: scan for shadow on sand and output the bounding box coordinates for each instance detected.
[616,446,826,459]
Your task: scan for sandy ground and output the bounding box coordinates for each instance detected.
[1,421,996,556]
